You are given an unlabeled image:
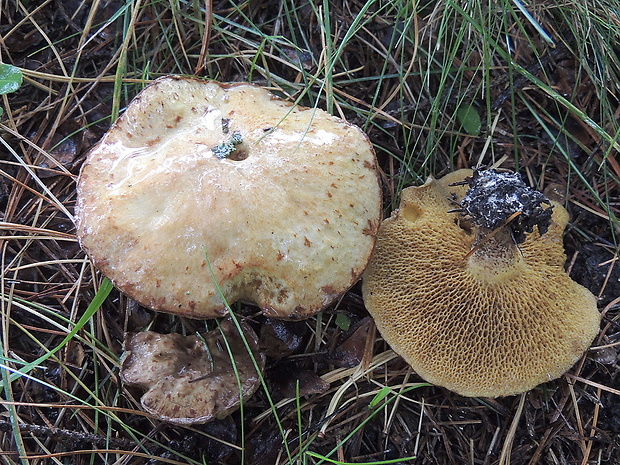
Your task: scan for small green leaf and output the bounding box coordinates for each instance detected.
[9,278,113,382]
[304,451,417,465]
[0,64,23,95]
[369,386,391,410]
[456,104,481,136]
[335,313,351,331]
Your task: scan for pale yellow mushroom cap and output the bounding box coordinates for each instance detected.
[76,76,381,319]
[362,169,600,397]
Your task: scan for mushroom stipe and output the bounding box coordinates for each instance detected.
[362,169,601,398]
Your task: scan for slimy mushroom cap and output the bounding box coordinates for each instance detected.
[362,169,600,397]
[76,76,381,319]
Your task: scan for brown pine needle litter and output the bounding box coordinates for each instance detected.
[1,1,619,464]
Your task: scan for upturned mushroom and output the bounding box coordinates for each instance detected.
[76,76,381,320]
[122,318,265,424]
[362,168,600,397]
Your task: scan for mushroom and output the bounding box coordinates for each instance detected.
[76,76,381,320]
[121,318,265,424]
[362,169,600,397]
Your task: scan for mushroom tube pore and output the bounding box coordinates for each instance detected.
[362,170,600,397]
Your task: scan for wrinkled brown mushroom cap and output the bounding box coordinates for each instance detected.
[121,318,265,424]
[76,76,381,319]
[362,169,600,397]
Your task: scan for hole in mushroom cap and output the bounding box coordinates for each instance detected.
[401,203,423,222]
[454,216,473,235]
[227,149,248,161]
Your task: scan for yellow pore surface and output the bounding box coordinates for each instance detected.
[362,170,600,397]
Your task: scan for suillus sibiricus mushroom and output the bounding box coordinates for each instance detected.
[362,168,601,397]
[76,75,382,320]
[122,318,264,424]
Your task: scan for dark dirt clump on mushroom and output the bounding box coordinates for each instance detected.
[1,1,619,465]
[455,168,554,243]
